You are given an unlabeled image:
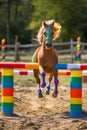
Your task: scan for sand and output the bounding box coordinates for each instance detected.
[0,84,87,130]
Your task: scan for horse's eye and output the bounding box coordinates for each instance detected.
[43,32,46,35]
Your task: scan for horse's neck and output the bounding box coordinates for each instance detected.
[42,42,53,55]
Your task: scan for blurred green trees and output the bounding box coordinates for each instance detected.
[0,0,87,44]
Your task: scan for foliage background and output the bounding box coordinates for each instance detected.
[0,0,87,44]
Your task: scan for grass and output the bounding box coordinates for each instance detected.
[14,74,70,88]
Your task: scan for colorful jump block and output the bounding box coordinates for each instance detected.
[70,70,82,117]
[1,68,14,115]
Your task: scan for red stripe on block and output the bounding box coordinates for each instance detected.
[12,63,25,68]
[0,62,25,68]
[20,71,28,75]
[81,64,87,70]
[0,71,1,76]
[2,88,14,96]
[66,71,70,75]
[70,89,82,98]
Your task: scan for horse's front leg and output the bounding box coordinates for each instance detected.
[52,70,59,97]
[46,73,53,95]
[33,69,43,98]
[39,65,46,88]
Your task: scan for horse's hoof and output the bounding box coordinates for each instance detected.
[38,89,43,98]
[38,93,43,98]
[46,86,50,95]
[52,92,58,98]
[46,90,50,95]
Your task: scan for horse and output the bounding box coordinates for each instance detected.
[32,20,61,98]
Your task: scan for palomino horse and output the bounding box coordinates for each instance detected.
[32,20,61,98]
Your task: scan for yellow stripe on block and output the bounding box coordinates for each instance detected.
[2,96,13,102]
[71,70,82,77]
[2,69,13,76]
[70,98,82,104]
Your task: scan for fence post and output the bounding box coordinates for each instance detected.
[76,36,81,63]
[70,38,74,63]
[14,35,20,61]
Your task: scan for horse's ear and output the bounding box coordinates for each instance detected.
[42,21,47,27]
[51,21,55,27]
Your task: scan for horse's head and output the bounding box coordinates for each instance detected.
[37,20,62,47]
[42,20,54,48]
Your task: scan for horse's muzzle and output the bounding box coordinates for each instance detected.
[46,43,52,48]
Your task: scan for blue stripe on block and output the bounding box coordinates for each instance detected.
[70,82,82,89]
[1,108,13,115]
[2,81,13,88]
[55,64,67,70]
[70,109,82,117]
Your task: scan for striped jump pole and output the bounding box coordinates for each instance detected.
[1,69,87,76]
[55,63,83,117]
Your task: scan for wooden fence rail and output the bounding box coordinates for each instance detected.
[0,39,87,62]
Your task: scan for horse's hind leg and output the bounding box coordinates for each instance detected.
[46,74,53,95]
[33,69,43,98]
[52,70,59,97]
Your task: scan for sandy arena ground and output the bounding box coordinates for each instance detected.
[0,83,87,130]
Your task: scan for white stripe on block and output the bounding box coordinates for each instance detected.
[14,70,20,75]
[82,70,87,76]
[67,64,81,70]
[28,70,33,75]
